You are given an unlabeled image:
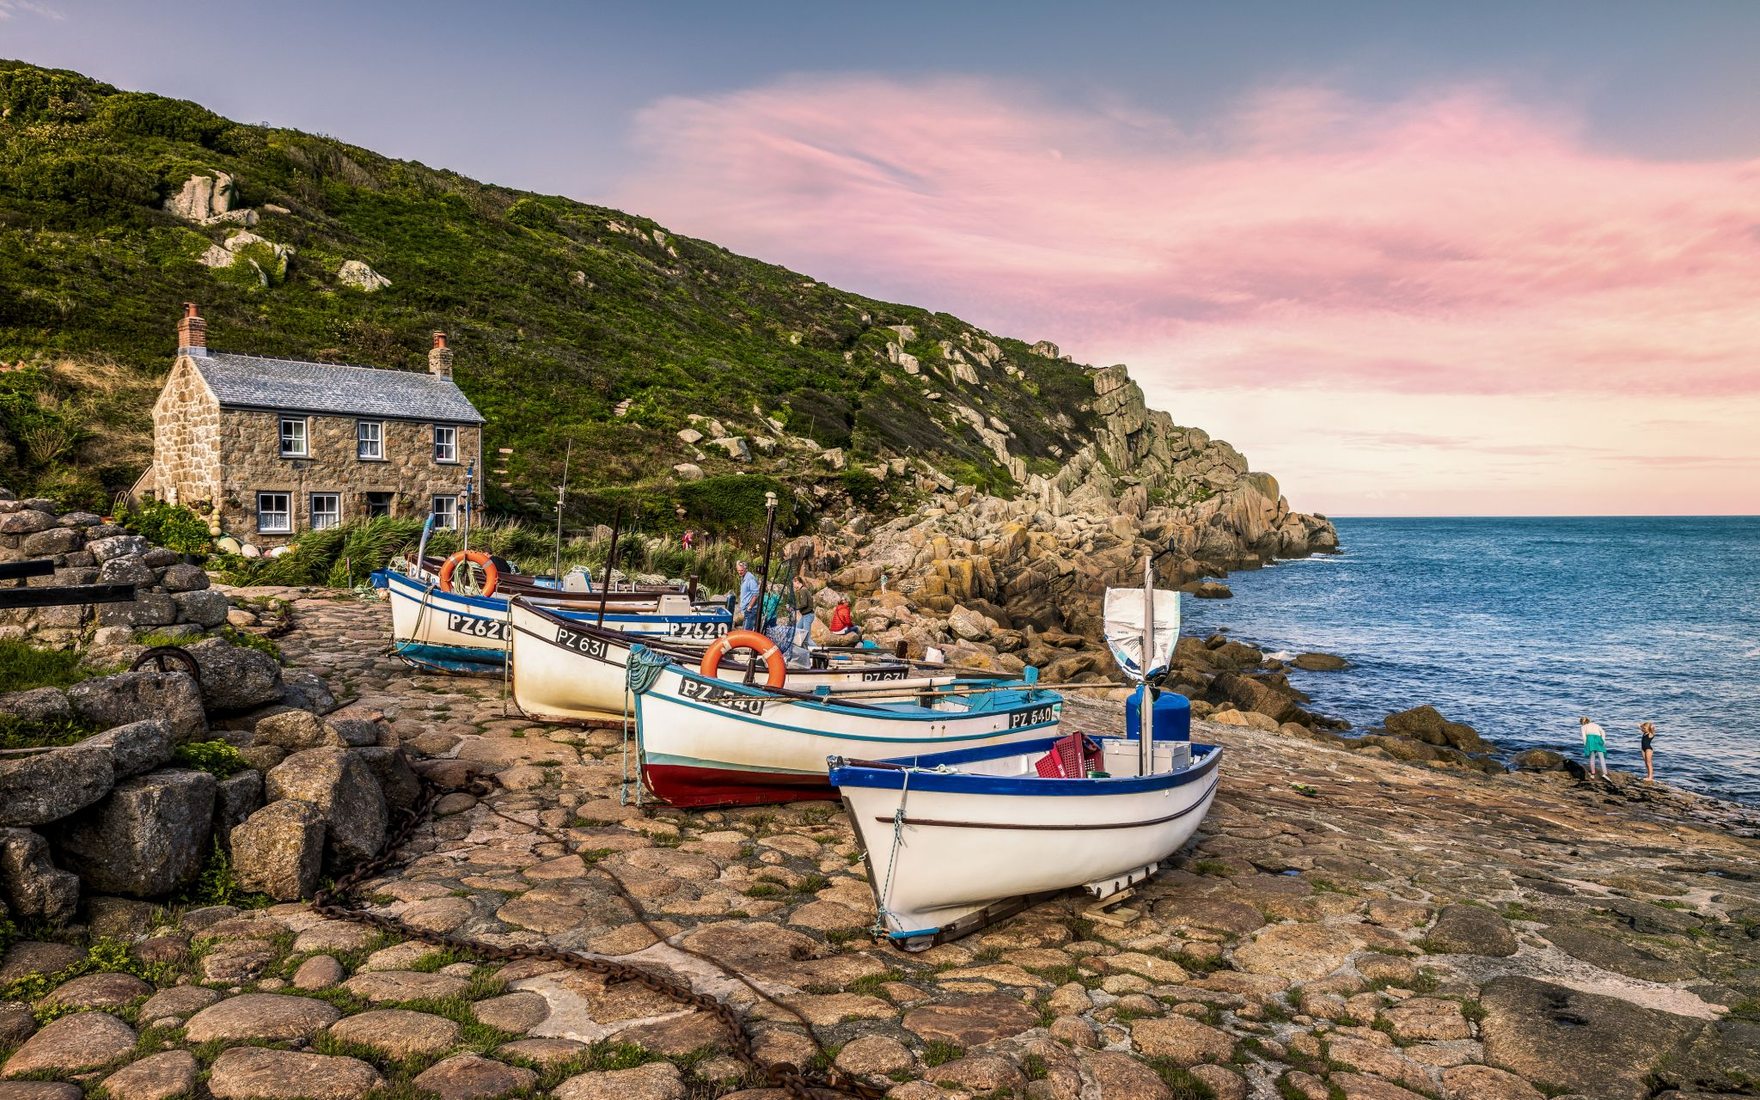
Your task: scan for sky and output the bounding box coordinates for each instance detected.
[6,0,1759,516]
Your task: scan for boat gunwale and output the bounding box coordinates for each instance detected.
[645,657,1062,723]
[829,735,1221,796]
[380,569,731,624]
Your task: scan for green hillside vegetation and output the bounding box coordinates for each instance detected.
[0,60,1101,534]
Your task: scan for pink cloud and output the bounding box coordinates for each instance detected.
[613,77,1760,398]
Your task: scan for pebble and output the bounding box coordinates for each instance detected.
[328,1008,461,1058]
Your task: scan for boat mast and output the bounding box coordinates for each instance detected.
[553,439,572,584]
[596,504,622,628]
[748,491,779,685]
[1140,553,1155,777]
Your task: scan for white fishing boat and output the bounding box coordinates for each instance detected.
[624,644,1064,807]
[374,568,730,673]
[508,597,972,722]
[829,563,1217,949]
[830,724,1218,949]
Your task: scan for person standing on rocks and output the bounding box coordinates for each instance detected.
[1580,716,1609,777]
[1639,720,1657,781]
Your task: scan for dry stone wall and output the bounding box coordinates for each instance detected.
[0,495,226,648]
[0,487,417,919]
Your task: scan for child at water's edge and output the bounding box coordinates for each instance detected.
[1639,721,1657,781]
[1580,715,1608,777]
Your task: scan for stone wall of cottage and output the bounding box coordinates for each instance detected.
[211,410,481,543]
[150,357,223,515]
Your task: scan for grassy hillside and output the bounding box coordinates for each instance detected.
[0,61,1101,534]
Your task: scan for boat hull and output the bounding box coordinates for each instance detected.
[378,570,729,673]
[831,736,1221,947]
[631,660,1064,808]
[507,598,938,723]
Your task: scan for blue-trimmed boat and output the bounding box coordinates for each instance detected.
[374,568,731,673]
[829,704,1220,949]
[625,646,1063,808]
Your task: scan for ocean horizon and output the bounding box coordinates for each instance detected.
[1180,515,1760,806]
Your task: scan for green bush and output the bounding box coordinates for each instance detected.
[172,739,247,776]
[118,499,213,555]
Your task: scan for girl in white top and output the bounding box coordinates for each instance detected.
[1579,716,1608,777]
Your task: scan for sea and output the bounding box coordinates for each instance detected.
[1178,516,1760,806]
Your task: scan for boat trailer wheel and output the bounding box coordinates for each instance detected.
[132,645,202,684]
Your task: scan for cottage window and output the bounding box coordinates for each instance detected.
[256,492,292,533]
[357,421,384,460]
[279,417,308,457]
[433,425,458,463]
[365,492,394,519]
[310,493,341,531]
[431,495,458,529]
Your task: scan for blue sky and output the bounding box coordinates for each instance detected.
[6,1,1760,515]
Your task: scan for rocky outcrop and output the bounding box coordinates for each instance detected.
[799,361,1335,682]
[164,172,257,226]
[336,260,390,292]
[197,231,293,285]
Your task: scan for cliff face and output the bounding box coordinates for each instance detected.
[805,364,1338,681]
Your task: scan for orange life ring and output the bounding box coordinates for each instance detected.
[438,550,499,597]
[700,629,787,689]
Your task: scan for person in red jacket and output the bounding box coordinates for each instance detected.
[828,598,859,638]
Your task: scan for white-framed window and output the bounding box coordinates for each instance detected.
[356,420,384,460]
[431,495,458,529]
[279,417,308,457]
[365,492,394,519]
[256,492,292,533]
[310,493,341,531]
[432,424,458,463]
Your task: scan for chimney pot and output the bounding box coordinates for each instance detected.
[428,330,454,378]
[177,302,208,358]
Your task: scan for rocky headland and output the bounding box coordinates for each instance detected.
[776,363,1336,685]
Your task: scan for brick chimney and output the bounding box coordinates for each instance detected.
[177,302,208,358]
[428,331,454,379]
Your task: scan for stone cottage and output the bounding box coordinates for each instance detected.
[144,304,485,547]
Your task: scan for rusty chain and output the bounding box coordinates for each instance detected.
[312,777,886,1100]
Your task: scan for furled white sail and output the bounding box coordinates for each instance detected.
[1103,586,1181,678]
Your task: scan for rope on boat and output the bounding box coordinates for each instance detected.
[872,765,913,939]
[620,645,669,806]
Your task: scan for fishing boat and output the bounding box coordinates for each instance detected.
[624,643,1064,808]
[414,555,693,601]
[830,722,1219,949]
[374,567,730,673]
[508,597,991,723]
[829,563,1216,949]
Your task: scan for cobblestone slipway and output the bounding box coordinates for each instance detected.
[2,590,1757,1100]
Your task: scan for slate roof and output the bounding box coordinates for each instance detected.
[192,352,485,424]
